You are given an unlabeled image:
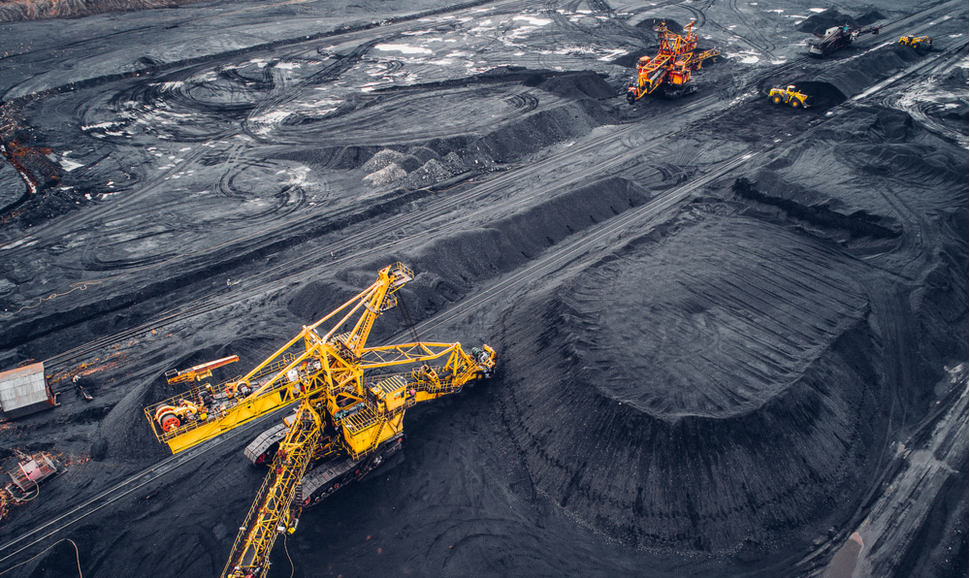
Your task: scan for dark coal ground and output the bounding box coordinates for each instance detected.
[0,1,967,577]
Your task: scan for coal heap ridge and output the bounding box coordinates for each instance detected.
[796,9,886,35]
[497,210,891,561]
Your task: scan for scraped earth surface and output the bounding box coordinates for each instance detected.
[0,1,966,577]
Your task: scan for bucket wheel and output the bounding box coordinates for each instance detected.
[159,412,181,432]
[626,91,637,105]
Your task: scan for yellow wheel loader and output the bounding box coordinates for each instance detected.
[768,85,810,109]
[898,35,931,50]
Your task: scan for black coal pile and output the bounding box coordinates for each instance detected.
[785,81,846,109]
[636,18,684,34]
[812,44,923,99]
[796,9,886,35]
[0,2,966,578]
[498,213,886,556]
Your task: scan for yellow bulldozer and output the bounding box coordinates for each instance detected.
[768,85,811,109]
[898,35,932,50]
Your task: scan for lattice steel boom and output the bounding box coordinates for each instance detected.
[143,263,496,578]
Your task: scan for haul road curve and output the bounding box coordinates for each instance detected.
[0,1,966,577]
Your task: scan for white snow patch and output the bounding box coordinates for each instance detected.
[513,16,552,26]
[59,157,84,172]
[279,166,309,187]
[81,121,120,131]
[295,98,342,117]
[468,23,497,34]
[250,110,291,134]
[598,48,628,61]
[375,44,433,55]
[276,62,301,70]
[725,51,760,64]
[1,237,37,251]
[809,7,826,12]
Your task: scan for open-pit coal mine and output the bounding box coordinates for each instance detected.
[0,1,966,577]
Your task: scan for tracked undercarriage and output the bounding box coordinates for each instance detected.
[244,424,405,508]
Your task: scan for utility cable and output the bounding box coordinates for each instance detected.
[18,483,39,503]
[0,538,82,577]
[283,535,294,578]
[396,290,420,344]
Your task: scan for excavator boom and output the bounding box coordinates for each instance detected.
[223,401,322,577]
[144,263,414,453]
[143,264,497,578]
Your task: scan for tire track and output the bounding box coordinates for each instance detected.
[412,148,761,337]
[27,0,958,370]
[2,7,963,566]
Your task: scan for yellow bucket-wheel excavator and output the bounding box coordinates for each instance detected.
[144,263,496,578]
[768,85,811,109]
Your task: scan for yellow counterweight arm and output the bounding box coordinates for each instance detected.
[144,263,414,454]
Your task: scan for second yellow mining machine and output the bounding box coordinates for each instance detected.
[626,20,720,104]
[143,263,496,578]
[768,85,811,109]
[898,34,932,51]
